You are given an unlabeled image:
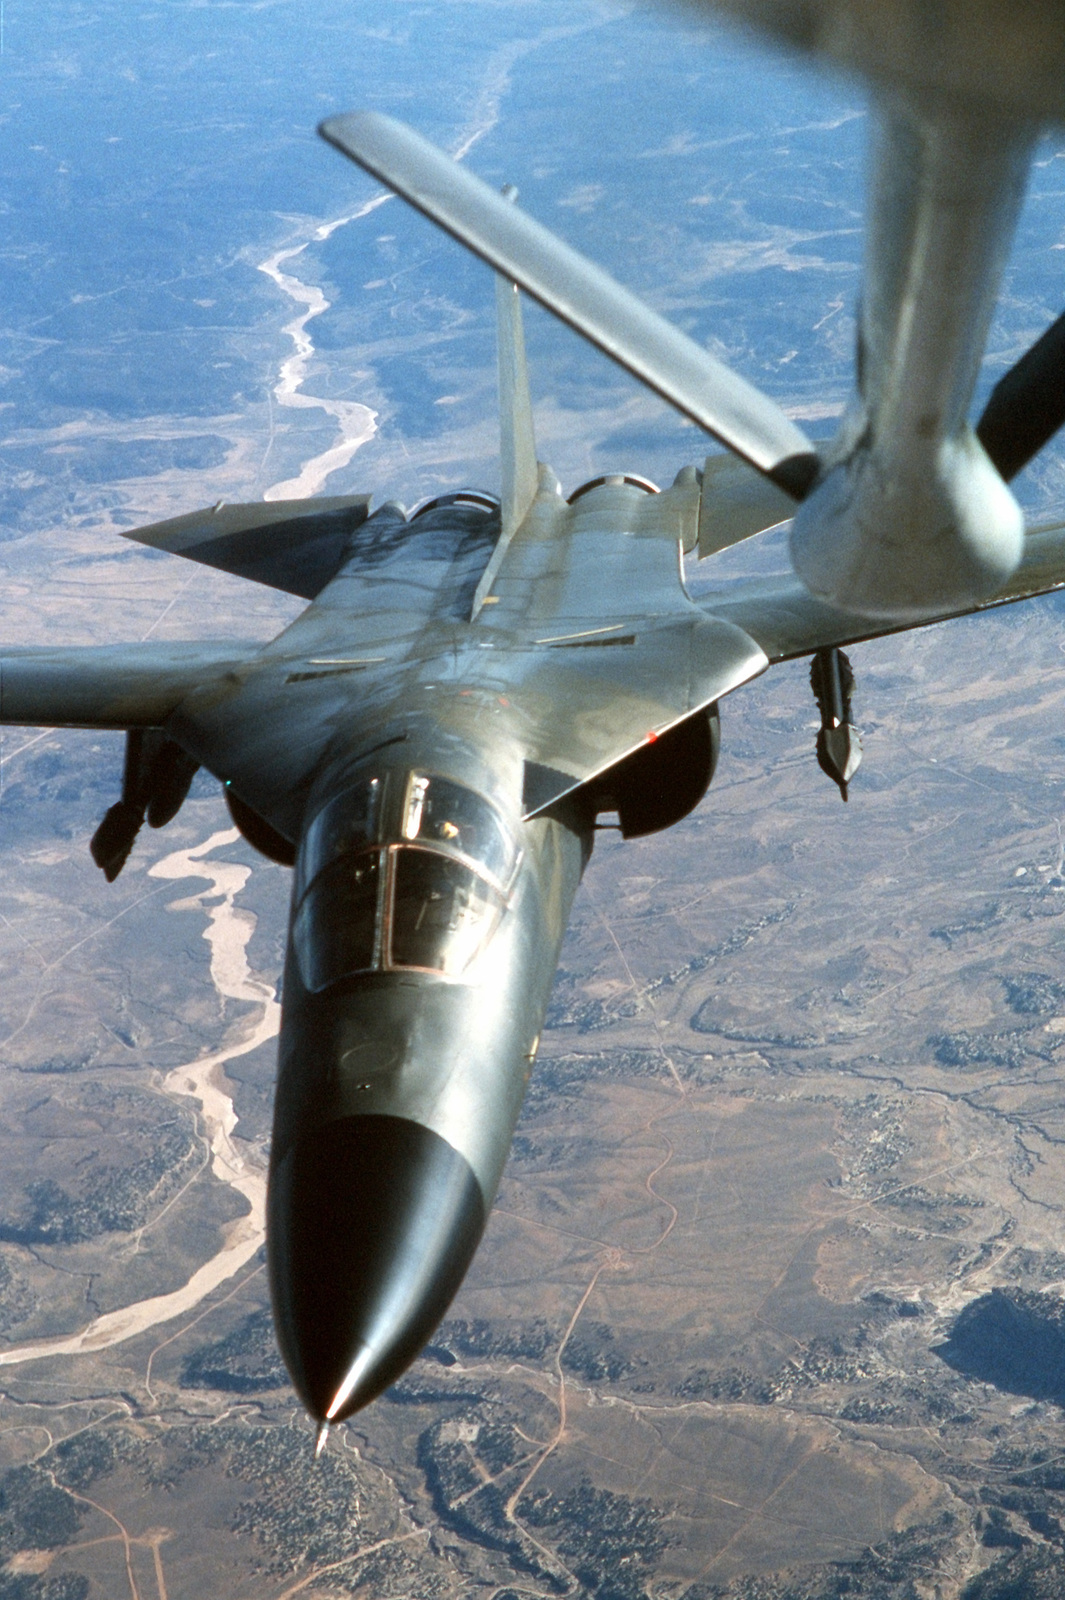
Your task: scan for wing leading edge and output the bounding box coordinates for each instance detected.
[0,641,248,729]
[694,520,1065,663]
[518,613,768,817]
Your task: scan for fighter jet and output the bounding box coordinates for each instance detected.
[2,30,1064,1428]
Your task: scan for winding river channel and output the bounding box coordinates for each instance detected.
[0,34,575,1371]
[258,197,386,503]
[0,827,278,1369]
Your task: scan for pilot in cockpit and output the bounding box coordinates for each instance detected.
[291,770,518,992]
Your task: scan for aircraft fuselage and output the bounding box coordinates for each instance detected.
[270,729,586,1419]
[165,481,742,1420]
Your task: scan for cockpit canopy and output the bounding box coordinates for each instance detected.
[400,773,514,885]
[292,771,518,992]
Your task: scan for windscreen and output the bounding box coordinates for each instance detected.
[403,773,514,886]
[389,849,502,977]
[292,851,379,992]
[297,777,381,900]
[292,771,512,991]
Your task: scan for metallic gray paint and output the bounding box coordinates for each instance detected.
[789,93,1031,619]
[269,1114,486,1420]
[320,113,818,491]
[1,48,1064,1420]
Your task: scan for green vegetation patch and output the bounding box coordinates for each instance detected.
[927,1030,1036,1070]
[426,1316,554,1365]
[180,1308,289,1394]
[1003,972,1065,1016]
[561,1322,637,1383]
[962,1546,1064,1598]
[0,1465,85,1564]
[518,1477,667,1600]
[417,1412,543,1575]
[0,1576,88,1600]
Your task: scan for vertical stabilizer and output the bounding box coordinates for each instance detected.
[495,186,538,538]
[470,188,544,620]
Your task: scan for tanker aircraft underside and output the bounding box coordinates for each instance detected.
[2,4,1065,1438]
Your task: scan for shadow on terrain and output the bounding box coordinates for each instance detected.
[935,1288,1065,1404]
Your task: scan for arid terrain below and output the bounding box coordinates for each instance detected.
[1,1,1064,1595]
[1,527,1065,1598]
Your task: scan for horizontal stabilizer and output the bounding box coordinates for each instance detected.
[320,112,818,497]
[699,453,799,556]
[123,495,372,599]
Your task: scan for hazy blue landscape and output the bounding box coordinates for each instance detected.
[1,1,1059,528]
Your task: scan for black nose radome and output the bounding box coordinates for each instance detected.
[268,1114,486,1421]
